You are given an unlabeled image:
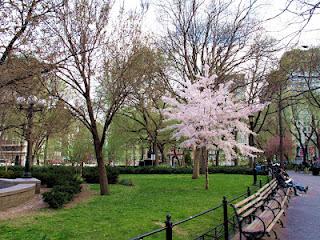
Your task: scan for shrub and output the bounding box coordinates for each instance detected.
[52,184,80,197]
[0,170,16,178]
[42,175,82,209]
[82,166,119,184]
[31,166,78,187]
[0,166,24,178]
[43,190,73,209]
[119,179,134,186]
[116,166,267,175]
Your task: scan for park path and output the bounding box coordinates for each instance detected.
[276,171,320,240]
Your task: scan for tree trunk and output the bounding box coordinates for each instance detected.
[215,150,220,166]
[199,147,205,174]
[234,131,239,166]
[200,146,208,174]
[125,147,128,166]
[140,144,144,161]
[234,157,239,166]
[303,145,308,163]
[278,89,284,168]
[36,153,40,165]
[132,145,136,166]
[93,137,109,195]
[317,135,320,159]
[158,144,166,164]
[203,150,209,190]
[43,135,49,166]
[192,147,200,179]
[153,139,159,166]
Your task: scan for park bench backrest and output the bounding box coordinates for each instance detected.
[234,179,277,218]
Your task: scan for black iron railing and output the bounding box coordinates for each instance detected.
[130,178,269,240]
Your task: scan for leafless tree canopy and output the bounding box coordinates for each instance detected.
[158,0,267,85]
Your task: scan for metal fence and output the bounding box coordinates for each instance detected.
[130,178,269,240]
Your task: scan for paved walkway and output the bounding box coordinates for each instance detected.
[276,171,320,240]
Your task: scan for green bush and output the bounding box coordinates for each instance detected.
[42,175,82,209]
[52,184,80,196]
[0,166,24,178]
[0,170,15,178]
[82,166,119,184]
[31,166,78,187]
[119,179,134,186]
[43,190,73,209]
[116,166,267,175]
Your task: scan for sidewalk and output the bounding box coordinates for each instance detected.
[275,171,320,240]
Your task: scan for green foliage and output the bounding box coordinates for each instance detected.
[43,190,73,209]
[116,166,267,175]
[42,175,82,209]
[0,166,24,178]
[31,166,77,187]
[82,166,119,184]
[0,170,15,178]
[52,184,81,196]
[63,123,94,164]
[105,114,142,164]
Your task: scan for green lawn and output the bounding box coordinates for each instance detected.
[0,174,266,240]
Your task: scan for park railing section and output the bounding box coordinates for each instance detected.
[130,178,270,240]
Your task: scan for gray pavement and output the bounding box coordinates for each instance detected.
[276,171,320,240]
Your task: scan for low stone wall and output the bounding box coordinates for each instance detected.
[0,178,41,193]
[0,184,36,211]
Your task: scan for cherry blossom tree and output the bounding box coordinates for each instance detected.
[163,69,266,189]
[263,133,295,163]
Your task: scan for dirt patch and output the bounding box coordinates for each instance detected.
[0,184,96,221]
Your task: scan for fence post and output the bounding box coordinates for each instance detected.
[259,179,262,188]
[223,196,229,240]
[253,167,257,185]
[165,214,173,240]
[247,187,251,197]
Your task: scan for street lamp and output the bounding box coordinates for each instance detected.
[248,115,257,185]
[17,96,45,178]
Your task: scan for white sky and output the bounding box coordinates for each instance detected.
[124,0,320,49]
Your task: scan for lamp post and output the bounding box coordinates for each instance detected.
[249,115,257,185]
[17,96,45,178]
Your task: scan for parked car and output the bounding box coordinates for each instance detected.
[255,164,267,173]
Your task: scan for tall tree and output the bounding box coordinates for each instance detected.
[45,0,147,195]
[158,0,271,175]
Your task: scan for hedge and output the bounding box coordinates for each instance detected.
[82,166,119,184]
[0,165,120,185]
[0,166,24,178]
[116,166,267,175]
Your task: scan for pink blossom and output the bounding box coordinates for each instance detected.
[163,71,267,161]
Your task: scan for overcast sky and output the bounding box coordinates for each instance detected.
[124,0,320,49]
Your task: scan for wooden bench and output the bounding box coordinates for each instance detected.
[231,179,291,240]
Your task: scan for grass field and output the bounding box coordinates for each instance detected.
[0,174,266,240]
